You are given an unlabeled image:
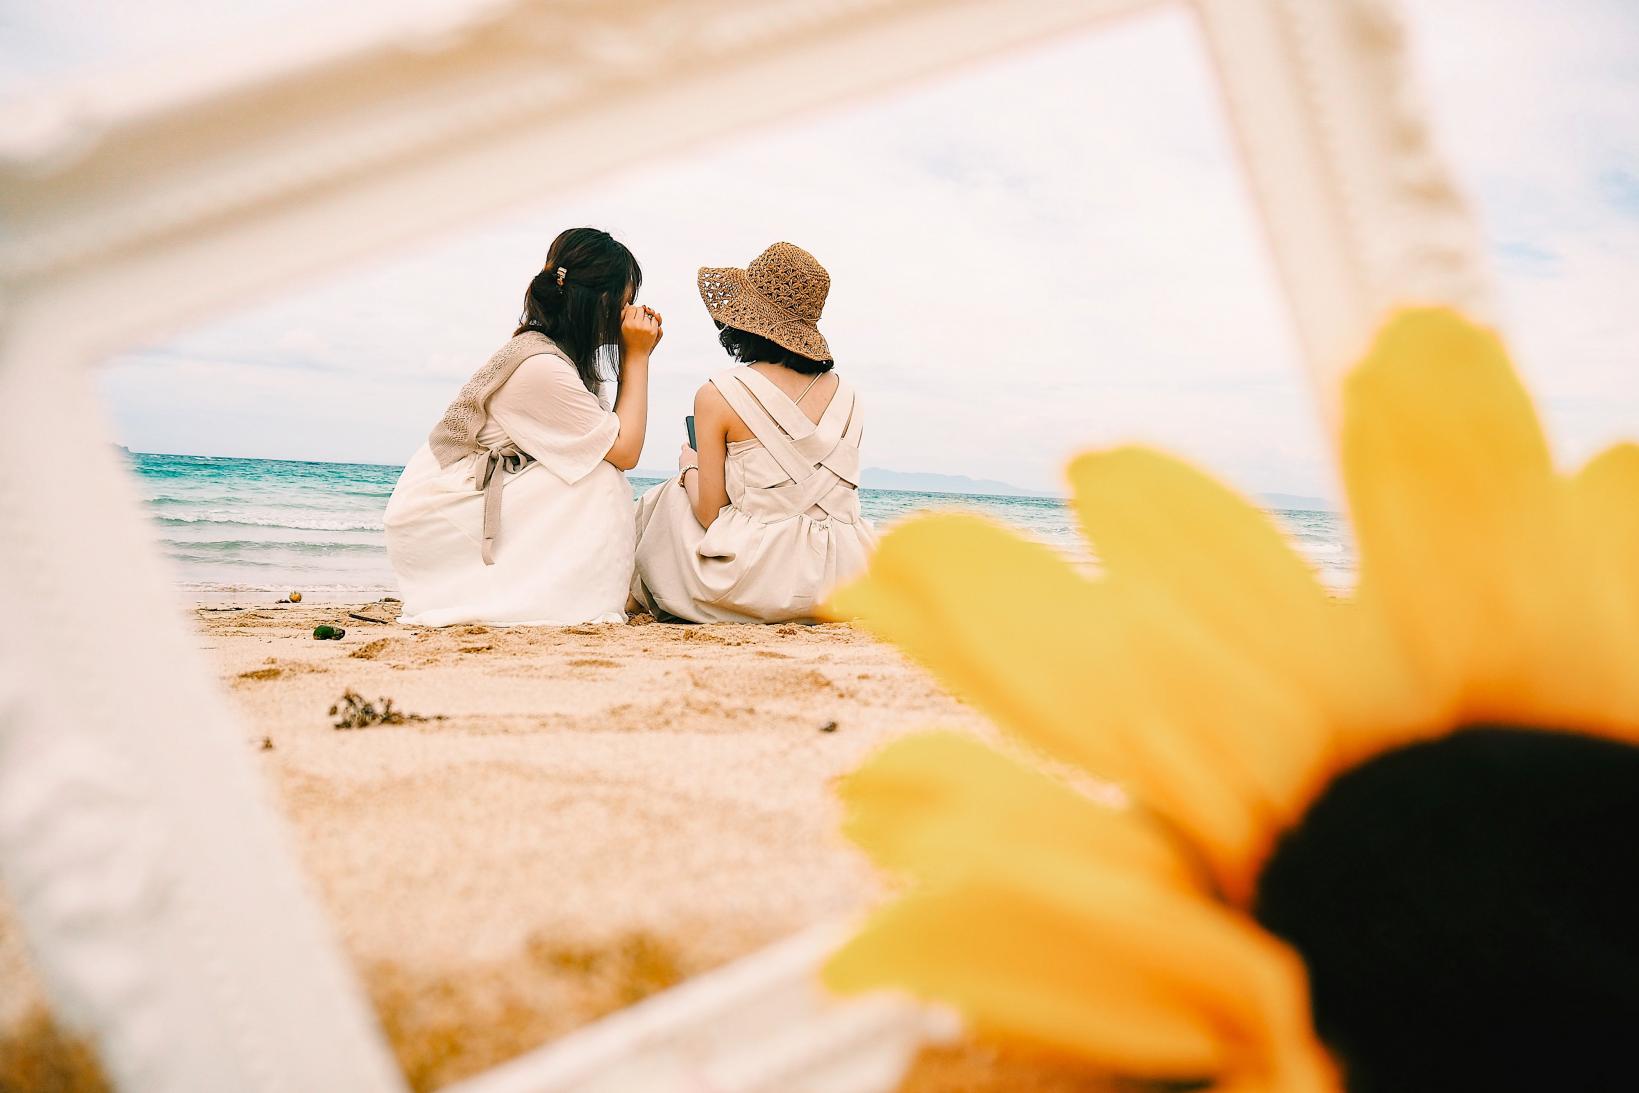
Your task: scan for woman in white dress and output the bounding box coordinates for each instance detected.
[385,228,662,625]
[631,242,875,623]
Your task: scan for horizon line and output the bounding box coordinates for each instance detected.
[119,447,1339,509]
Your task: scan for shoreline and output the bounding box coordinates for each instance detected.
[187,588,397,607]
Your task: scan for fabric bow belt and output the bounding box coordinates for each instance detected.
[475,444,531,565]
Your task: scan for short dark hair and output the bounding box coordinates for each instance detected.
[716,322,833,375]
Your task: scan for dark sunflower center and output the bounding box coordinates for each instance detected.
[1253,724,1639,1093]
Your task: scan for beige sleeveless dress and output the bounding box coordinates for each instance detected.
[631,366,876,623]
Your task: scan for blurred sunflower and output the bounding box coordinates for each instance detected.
[822,309,1639,1092]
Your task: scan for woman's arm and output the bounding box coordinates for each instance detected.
[604,305,662,470]
[681,382,731,530]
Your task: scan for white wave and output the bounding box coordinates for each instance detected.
[152,511,385,532]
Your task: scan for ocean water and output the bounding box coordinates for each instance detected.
[127,452,1355,594]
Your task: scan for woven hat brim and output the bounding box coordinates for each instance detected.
[697,266,833,363]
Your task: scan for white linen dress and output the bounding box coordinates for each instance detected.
[631,366,875,623]
[384,353,632,626]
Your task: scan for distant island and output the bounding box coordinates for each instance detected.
[1258,492,1337,513]
[854,473,1336,509]
[858,467,1047,497]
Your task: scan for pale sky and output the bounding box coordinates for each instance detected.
[8,0,1638,498]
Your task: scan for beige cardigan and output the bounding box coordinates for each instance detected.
[429,330,573,563]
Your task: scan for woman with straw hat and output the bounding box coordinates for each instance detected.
[631,242,876,623]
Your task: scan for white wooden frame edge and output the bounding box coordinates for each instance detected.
[0,0,1490,1089]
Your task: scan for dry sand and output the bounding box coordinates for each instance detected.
[7,599,1119,1091]
[211,601,957,971]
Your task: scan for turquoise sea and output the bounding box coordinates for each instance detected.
[127,452,1354,594]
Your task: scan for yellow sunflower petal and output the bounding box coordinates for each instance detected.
[1341,308,1611,727]
[1566,443,1639,728]
[1092,587,1342,900]
[1067,446,1335,667]
[825,851,1336,1091]
[840,731,1198,894]
[1066,446,1408,716]
[822,514,1131,780]
[1066,447,1419,831]
[823,515,1281,896]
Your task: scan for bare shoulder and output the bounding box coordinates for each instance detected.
[694,381,731,417]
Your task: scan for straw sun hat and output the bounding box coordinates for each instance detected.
[697,242,833,362]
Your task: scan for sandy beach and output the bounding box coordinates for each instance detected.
[3,599,1109,1091]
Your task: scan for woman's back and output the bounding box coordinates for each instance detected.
[720,364,836,442]
[711,365,864,527]
[631,366,874,623]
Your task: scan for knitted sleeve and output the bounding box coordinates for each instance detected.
[487,354,621,483]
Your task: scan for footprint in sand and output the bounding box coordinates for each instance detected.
[236,659,321,682]
[349,638,394,660]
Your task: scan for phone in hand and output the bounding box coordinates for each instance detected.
[685,414,697,449]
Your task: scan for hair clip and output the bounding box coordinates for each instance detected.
[556,266,568,286]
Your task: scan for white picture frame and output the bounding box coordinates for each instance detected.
[0,1,1490,1089]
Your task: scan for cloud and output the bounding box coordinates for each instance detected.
[1407,0,1639,467]
[5,0,1622,497]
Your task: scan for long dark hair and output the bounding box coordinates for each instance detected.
[715,322,833,375]
[515,228,642,393]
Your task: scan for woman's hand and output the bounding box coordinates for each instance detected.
[605,307,659,471]
[677,442,698,474]
[621,304,663,357]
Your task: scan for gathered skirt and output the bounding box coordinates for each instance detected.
[385,444,633,626]
[631,475,875,624]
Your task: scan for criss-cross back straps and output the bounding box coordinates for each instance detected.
[731,367,845,441]
[712,372,817,480]
[711,369,863,520]
[826,380,863,487]
[727,369,855,450]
